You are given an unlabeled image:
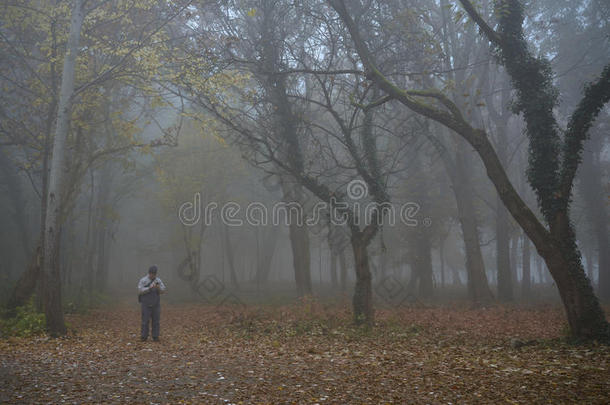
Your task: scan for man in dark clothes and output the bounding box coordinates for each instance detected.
[137,265,166,341]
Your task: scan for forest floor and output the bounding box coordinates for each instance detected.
[1,299,609,404]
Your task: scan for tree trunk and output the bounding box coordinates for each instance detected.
[351,233,373,326]
[450,266,463,287]
[544,213,609,339]
[439,238,446,288]
[330,251,338,288]
[580,133,610,301]
[434,124,492,304]
[223,224,239,290]
[0,149,31,259]
[94,226,108,290]
[543,239,608,339]
[93,163,113,291]
[521,231,531,299]
[288,218,312,296]
[487,67,514,302]
[510,234,519,291]
[61,217,75,288]
[255,227,278,284]
[280,177,312,296]
[378,234,387,278]
[496,196,513,301]
[535,254,544,285]
[339,249,348,292]
[417,233,434,297]
[584,246,594,280]
[7,241,41,311]
[407,230,433,298]
[453,146,494,304]
[41,0,85,336]
[329,223,349,292]
[259,4,311,297]
[597,224,610,301]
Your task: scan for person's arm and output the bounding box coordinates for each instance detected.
[156,278,167,294]
[138,278,154,294]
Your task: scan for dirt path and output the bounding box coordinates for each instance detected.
[1,302,609,404]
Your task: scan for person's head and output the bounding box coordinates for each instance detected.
[148,265,158,280]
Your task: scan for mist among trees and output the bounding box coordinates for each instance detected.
[1,0,609,403]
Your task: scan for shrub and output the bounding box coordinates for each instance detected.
[1,297,46,337]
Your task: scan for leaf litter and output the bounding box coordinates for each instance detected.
[1,300,608,404]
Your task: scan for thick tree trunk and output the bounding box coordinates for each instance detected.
[351,233,373,326]
[42,227,64,335]
[42,0,85,336]
[545,214,609,339]
[543,242,608,339]
[10,22,60,311]
[61,217,76,288]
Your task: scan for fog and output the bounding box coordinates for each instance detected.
[1,0,608,339]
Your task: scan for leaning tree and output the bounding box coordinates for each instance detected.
[329,0,610,340]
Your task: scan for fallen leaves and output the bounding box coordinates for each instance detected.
[0,301,608,404]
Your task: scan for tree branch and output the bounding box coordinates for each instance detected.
[328,0,551,252]
[457,0,503,46]
[558,64,610,207]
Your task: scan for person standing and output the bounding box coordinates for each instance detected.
[138,265,166,341]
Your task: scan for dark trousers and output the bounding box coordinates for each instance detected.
[141,303,160,339]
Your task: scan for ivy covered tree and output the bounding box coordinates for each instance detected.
[330,0,610,340]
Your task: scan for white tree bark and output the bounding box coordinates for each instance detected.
[42,0,85,335]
